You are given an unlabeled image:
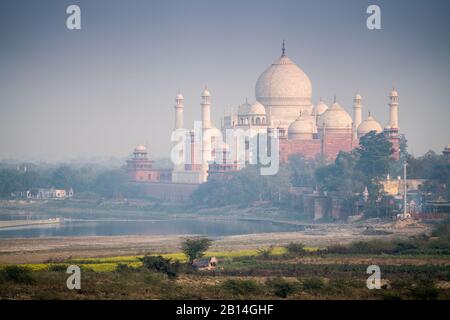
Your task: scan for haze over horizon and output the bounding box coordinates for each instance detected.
[1,0,449,162]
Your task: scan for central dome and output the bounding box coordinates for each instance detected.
[255,55,312,106]
[255,45,313,129]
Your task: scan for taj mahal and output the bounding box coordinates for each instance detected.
[126,42,401,186]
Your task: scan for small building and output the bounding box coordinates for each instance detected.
[126,144,162,182]
[12,187,74,199]
[192,257,218,271]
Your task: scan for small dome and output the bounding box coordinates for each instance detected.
[288,113,315,140]
[237,100,252,115]
[357,115,383,138]
[134,144,147,152]
[446,143,450,150]
[390,88,399,97]
[176,92,184,100]
[318,101,352,129]
[202,87,211,97]
[355,93,362,100]
[313,99,328,116]
[248,101,266,115]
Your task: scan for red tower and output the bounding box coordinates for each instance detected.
[126,144,160,182]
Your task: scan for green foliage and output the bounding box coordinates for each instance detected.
[0,265,34,284]
[266,277,298,298]
[257,246,274,259]
[301,277,325,291]
[181,238,213,264]
[222,279,261,295]
[356,131,393,179]
[48,264,69,272]
[93,169,128,198]
[288,155,317,188]
[139,255,179,278]
[190,165,293,207]
[285,242,306,255]
[115,263,135,272]
[315,151,365,196]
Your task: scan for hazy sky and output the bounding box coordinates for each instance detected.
[1,0,449,161]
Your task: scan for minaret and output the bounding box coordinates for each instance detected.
[201,87,212,181]
[389,88,399,129]
[353,93,362,140]
[201,86,212,129]
[174,91,184,130]
[173,92,185,173]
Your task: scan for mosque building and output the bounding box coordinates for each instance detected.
[127,42,401,184]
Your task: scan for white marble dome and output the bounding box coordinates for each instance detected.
[255,55,312,106]
[248,101,266,115]
[357,115,383,138]
[288,113,315,140]
[313,99,328,116]
[318,101,352,129]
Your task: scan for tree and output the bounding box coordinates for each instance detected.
[288,155,317,188]
[356,131,393,180]
[51,165,76,190]
[181,237,213,264]
[94,169,128,198]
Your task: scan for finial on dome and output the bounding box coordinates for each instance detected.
[368,110,371,117]
[334,95,337,103]
[282,40,286,56]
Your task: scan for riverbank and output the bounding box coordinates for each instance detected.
[0,220,430,264]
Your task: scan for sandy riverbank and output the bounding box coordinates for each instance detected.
[0,221,430,264]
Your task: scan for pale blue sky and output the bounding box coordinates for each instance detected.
[1,0,449,161]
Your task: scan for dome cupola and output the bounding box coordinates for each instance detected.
[357,113,383,138]
[288,112,315,140]
[318,98,352,129]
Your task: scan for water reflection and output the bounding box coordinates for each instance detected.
[0,219,304,238]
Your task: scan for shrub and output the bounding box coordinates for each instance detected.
[408,281,439,300]
[286,242,306,255]
[257,246,273,259]
[0,265,34,284]
[115,263,134,272]
[266,277,297,298]
[222,279,261,295]
[301,277,324,291]
[139,255,179,278]
[48,264,69,272]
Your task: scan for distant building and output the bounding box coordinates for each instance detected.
[11,187,74,199]
[443,143,450,162]
[126,144,170,182]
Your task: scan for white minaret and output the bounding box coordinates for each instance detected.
[201,87,212,181]
[174,91,184,130]
[389,88,399,129]
[173,92,185,173]
[353,93,362,140]
[201,87,212,129]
